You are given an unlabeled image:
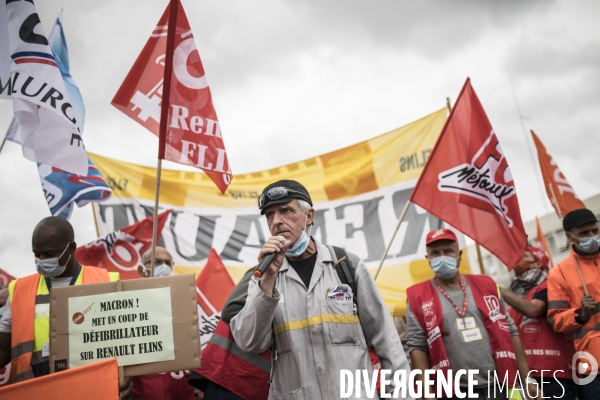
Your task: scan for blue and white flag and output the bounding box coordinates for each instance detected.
[39,159,112,220]
[35,11,111,220]
[4,1,88,175]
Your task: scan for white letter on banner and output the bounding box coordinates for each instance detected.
[170,105,189,130]
[179,140,196,164]
[380,369,391,398]
[205,119,221,137]
[340,369,352,398]
[454,370,466,398]
[214,148,227,173]
[409,369,422,398]
[190,115,204,134]
[195,144,212,170]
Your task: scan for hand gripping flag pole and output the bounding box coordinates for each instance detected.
[150,0,179,277]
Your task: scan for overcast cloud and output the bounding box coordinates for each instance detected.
[1,0,599,278]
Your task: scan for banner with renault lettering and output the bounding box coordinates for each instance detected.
[90,108,472,316]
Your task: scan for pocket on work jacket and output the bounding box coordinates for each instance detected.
[273,387,307,400]
[323,299,359,346]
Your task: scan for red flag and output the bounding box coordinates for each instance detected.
[536,216,554,268]
[196,249,235,349]
[410,78,527,269]
[112,0,232,193]
[0,268,15,289]
[75,210,172,280]
[531,130,585,218]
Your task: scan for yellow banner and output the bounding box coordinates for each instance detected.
[90,108,471,316]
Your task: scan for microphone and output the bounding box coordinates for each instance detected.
[254,236,285,278]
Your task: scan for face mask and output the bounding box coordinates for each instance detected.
[513,259,533,277]
[429,256,458,280]
[575,235,600,254]
[286,214,311,257]
[35,243,71,278]
[154,264,174,277]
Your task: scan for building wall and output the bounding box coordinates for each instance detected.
[466,193,600,288]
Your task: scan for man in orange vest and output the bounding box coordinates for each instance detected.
[0,217,131,398]
[501,245,578,399]
[547,208,600,397]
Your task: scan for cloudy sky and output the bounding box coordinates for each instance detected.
[1,0,599,278]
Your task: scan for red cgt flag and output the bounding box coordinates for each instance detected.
[410,78,527,270]
[75,210,172,280]
[112,0,232,193]
[0,268,15,289]
[531,130,585,218]
[196,248,235,349]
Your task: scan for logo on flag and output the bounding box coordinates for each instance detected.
[4,1,88,175]
[531,130,585,218]
[112,0,232,193]
[39,159,112,220]
[438,130,516,227]
[75,210,172,280]
[410,78,527,269]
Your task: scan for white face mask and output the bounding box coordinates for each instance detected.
[153,264,174,277]
[35,243,71,278]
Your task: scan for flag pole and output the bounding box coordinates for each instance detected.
[0,138,6,155]
[150,0,179,277]
[91,203,100,238]
[374,200,411,281]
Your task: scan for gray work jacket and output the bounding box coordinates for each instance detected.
[230,238,413,400]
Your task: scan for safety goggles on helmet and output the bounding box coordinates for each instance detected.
[257,186,311,210]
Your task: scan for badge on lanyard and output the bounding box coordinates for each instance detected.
[461,327,483,343]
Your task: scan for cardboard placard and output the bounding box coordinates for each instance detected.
[50,274,200,376]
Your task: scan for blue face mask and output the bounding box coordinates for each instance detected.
[576,235,600,254]
[286,231,310,257]
[429,256,459,280]
[154,264,174,277]
[35,243,71,278]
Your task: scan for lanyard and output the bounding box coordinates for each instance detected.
[44,263,82,290]
[435,275,468,320]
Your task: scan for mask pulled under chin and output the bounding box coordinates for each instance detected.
[286,231,310,257]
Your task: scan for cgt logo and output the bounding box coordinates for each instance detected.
[572,351,599,385]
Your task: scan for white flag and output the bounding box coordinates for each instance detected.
[4,1,87,175]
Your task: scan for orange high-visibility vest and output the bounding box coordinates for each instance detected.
[9,266,114,383]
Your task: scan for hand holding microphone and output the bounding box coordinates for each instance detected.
[254,236,287,278]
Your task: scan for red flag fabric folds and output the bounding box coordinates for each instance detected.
[75,210,172,280]
[0,268,15,289]
[112,0,232,193]
[196,248,235,349]
[410,78,527,270]
[531,130,585,218]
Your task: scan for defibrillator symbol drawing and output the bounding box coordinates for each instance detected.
[437,130,516,227]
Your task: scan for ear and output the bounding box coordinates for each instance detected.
[425,254,429,260]
[307,208,315,226]
[69,241,77,252]
[138,265,146,278]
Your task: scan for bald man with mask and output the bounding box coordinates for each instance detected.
[0,217,130,398]
[138,246,175,278]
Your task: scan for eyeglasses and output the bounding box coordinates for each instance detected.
[257,187,310,209]
[143,258,174,267]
